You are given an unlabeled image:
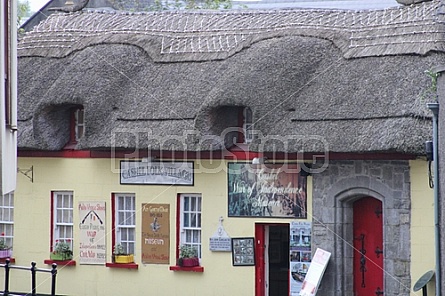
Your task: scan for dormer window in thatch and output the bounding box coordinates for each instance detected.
[204,105,254,147]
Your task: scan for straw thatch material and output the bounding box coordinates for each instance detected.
[17,1,445,154]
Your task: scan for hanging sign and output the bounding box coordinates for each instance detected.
[78,201,106,265]
[141,203,170,264]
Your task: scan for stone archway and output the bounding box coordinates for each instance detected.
[311,160,411,296]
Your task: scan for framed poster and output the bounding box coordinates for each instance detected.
[120,160,194,185]
[228,162,307,218]
[232,237,255,266]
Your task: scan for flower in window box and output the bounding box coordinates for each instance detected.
[50,240,73,261]
[0,233,12,259]
[178,245,199,267]
[112,243,134,264]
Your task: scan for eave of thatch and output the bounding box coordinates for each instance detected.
[17,1,445,155]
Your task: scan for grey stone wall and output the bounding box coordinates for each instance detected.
[311,160,411,296]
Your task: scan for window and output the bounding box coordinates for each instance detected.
[0,193,14,249]
[51,191,73,251]
[179,194,202,258]
[67,107,84,146]
[243,107,253,143]
[113,194,135,255]
[74,108,84,141]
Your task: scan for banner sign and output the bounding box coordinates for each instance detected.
[141,203,170,264]
[228,163,307,218]
[78,201,106,265]
[120,161,194,185]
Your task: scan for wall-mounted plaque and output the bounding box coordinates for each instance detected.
[209,217,231,252]
[231,237,255,266]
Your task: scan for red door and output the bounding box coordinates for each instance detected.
[353,197,384,295]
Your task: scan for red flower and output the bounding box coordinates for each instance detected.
[1,233,4,237]
[66,239,71,243]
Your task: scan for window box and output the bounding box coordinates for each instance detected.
[0,249,12,259]
[44,259,76,266]
[169,265,204,272]
[113,254,134,264]
[106,262,138,269]
[178,257,199,267]
[50,252,73,261]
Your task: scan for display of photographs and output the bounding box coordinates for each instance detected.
[227,163,307,218]
[290,221,312,296]
[231,237,255,266]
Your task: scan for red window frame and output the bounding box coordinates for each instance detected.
[45,191,75,266]
[106,193,138,268]
[170,193,204,272]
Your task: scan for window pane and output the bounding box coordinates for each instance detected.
[184,196,189,211]
[191,213,196,227]
[128,229,135,241]
[183,213,189,227]
[191,197,196,211]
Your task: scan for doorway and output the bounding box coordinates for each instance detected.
[255,224,290,296]
[353,197,384,295]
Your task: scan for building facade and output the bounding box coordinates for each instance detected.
[0,0,17,196]
[13,1,444,295]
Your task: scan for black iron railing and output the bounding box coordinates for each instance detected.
[0,259,57,296]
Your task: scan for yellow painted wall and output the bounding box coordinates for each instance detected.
[410,159,435,296]
[12,157,312,295]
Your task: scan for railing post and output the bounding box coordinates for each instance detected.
[3,259,10,296]
[50,263,57,296]
[31,261,36,296]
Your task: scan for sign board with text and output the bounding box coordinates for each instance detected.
[78,201,106,265]
[141,203,170,264]
[299,248,331,296]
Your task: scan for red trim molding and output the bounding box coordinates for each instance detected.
[44,259,76,266]
[18,149,418,161]
[169,265,204,272]
[105,262,138,269]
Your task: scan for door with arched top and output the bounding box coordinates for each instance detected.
[353,197,384,295]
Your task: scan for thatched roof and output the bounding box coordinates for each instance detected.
[17,0,445,155]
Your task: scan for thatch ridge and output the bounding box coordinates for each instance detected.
[18,0,445,62]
